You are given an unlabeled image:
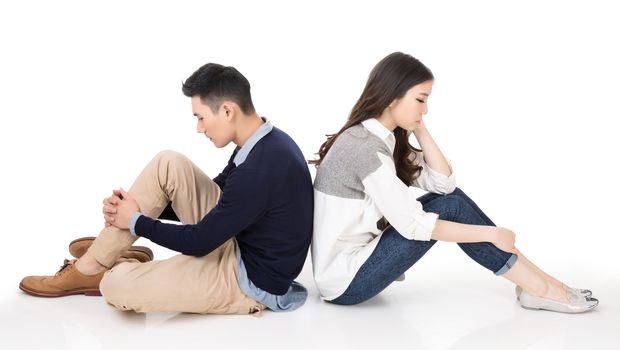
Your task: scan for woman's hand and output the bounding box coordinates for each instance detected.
[491,227,517,254]
[102,188,139,230]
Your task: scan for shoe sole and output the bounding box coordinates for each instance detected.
[519,304,597,313]
[19,282,102,297]
[69,236,154,262]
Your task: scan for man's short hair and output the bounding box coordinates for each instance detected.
[182,63,255,114]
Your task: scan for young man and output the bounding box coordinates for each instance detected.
[19,63,314,314]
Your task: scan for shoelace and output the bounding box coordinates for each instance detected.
[55,259,75,276]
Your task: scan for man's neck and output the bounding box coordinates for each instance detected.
[234,113,264,147]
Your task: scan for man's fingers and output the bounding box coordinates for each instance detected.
[119,188,130,200]
[103,206,116,214]
[104,195,119,205]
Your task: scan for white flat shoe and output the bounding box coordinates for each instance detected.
[515,285,592,300]
[518,286,599,314]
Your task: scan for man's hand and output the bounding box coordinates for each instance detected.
[103,190,118,227]
[102,188,139,230]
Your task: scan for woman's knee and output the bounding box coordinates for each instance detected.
[441,194,467,212]
[431,194,477,222]
[447,187,465,198]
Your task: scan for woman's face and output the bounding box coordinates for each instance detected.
[384,80,433,131]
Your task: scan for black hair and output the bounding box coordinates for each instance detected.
[310,52,434,185]
[182,63,255,114]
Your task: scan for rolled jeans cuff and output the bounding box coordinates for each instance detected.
[494,253,518,276]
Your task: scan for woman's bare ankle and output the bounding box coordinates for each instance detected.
[541,282,569,302]
[523,279,548,298]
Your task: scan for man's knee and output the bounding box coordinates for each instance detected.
[154,149,187,164]
[99,263,132,306]
[153,150,192,172]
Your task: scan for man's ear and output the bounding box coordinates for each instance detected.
[221,102,234,120]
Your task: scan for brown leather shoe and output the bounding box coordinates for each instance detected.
[19,259,104,297]
[69,236,154,263]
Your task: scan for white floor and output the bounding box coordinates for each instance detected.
[2,243,618,350]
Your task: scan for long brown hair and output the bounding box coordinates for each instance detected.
[309,52,434,186]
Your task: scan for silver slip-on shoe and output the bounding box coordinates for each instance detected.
[518,286,599,313]
[515,285,592,300]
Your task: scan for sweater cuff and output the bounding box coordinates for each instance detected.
[128,212,143,236]
[411,211,439,241]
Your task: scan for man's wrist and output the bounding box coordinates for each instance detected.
[128,212,143,236]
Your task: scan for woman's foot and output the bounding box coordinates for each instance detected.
[515,285,592,300]
[518,284,599,313]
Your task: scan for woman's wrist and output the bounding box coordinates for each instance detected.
[483,226,498,243]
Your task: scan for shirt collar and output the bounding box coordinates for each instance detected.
[361,118,395,153]
[233,117,274,166]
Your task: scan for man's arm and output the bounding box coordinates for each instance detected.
[135,167,268,256]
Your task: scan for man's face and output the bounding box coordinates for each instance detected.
[191,96,235,148]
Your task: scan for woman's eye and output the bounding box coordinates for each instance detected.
[416,98,426,103]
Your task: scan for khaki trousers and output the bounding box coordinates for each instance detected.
[90,150,264,314]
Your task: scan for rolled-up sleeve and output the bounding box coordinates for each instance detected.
[361,152,438,241]
[411,152,456,195]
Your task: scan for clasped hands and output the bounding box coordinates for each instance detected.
[102,188,140,230]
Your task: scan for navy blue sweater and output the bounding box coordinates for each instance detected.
[134,127,314,295]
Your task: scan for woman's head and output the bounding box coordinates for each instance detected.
[351,52,434,130]
[376,80,433,131]
[310,52,434,186]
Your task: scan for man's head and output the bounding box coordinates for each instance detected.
[182,63,256,147]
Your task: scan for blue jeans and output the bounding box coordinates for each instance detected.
[331,187,518,305]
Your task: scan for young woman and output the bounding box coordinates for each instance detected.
[310,52,598,313]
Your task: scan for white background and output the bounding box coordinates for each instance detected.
[1,1,619,349]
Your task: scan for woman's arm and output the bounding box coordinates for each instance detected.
[412,121,452,177]
[431,219,517,253]
[413,124,515,252]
